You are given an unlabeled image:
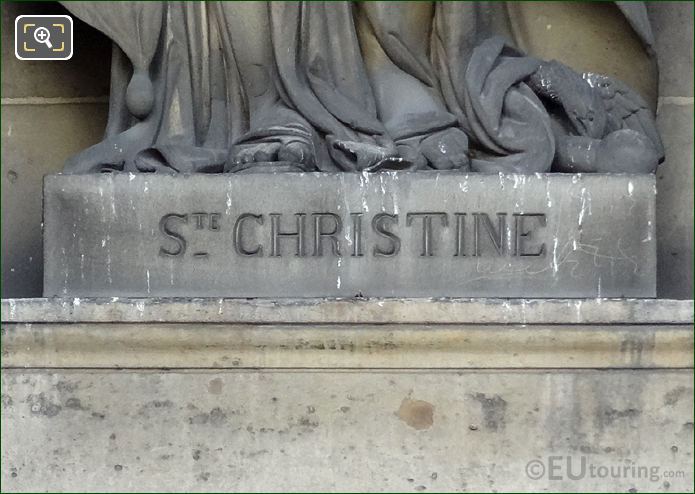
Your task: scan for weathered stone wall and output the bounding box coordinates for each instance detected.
[1,1,109,298]
[1,1,693,298]
[3,369,692,492]
[648,2,695,298]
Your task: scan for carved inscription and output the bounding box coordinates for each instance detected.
[158,211,547,259]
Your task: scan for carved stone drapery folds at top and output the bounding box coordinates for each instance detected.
[61,1,664,175]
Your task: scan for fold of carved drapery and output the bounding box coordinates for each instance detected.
[431,4,556,172]
[270,1,405,171]
[60,1,239,173]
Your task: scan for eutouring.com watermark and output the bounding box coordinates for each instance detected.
[525,456,686,483]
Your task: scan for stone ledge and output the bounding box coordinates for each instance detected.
[2,322,692,369]
[1,298,692,370]
[2,297,693,325]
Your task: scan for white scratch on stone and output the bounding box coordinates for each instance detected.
[578,187,588,226]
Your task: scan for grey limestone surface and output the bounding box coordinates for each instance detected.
[648,1,694,98]
[1,1,111,298]
[655,102,694,298]
[1,369,692,492]
[1,103,108,298]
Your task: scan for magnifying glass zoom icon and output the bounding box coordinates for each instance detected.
[33,27,52,49]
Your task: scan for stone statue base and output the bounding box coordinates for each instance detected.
[2,297,693,491]
[43,171,656,298]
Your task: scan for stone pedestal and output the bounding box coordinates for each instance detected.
[2,297,692,492]
[43,172,656,298]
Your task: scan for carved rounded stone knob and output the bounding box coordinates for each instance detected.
[125,69,154,120]
[594,129,660,173]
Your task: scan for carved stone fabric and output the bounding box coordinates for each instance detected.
[60,1,664,175]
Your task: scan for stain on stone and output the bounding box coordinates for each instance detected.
[431,472,438,480]
[471,393,507,431]
[196,472,211,482]
[600,407,641,427]
[664,386,690,406]
[109,433,117,440]
[397,398,434,430]
[1,394,13,408]
[207,378,223,395]
[619,336,655,365]
[192,449,201,461]
[137,400,174,417]
[148,400,173,409]
[64,397,85,410]
[415,485,427,491]
[91,411,106,419]
[27,393,61,418]
[114,464,123,472]
[55,380,78,394]
[298,415,319,428]
[242,449,270,458]
[340,406,350,413]
[189,407,227,426]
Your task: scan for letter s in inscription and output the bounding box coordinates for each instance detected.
[159,213,188,257]
[372,213,400,257]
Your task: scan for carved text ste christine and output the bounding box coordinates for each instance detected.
[159,211,547,259]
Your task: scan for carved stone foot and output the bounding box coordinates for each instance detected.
[226,108,318,173]
[396,127,470,171]
[327,136,406,172]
